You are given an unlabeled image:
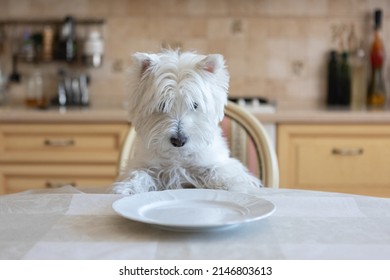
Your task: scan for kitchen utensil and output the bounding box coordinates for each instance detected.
[0,66,8,104]
[54,71,90,107]
[0,27,5,55]
[9,54,21,83]
[79,74,89,106]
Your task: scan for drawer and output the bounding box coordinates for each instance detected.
[0,164,117,194]
[278,125,390,197]
[296,137,390,194]
[0,124,128,163]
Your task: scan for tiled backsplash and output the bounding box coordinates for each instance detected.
[1,0,389,107]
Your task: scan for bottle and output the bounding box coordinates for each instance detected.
[348,25,367,110]
[56,16,77,62]
[42,26,54,62]
[326,50,340,106]
[83,30,104,67]
[350,41,367,110]
[367,9,386,107]
[21,29,35,62]
[339,51,351,106]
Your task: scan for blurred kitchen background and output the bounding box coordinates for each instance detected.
[2,0,390,197]
[1,0,389,108]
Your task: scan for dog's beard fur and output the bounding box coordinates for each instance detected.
[111,50,261,195]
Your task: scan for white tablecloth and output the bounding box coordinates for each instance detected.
[0,186,389,260]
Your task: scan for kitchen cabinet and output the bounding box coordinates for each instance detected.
[0,18,104,64]
[277,124,390,197]
[0,123,129,194]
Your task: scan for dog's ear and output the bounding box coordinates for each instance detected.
[199,54,225,73]
[132,52,154,77]
[199,54,229,122]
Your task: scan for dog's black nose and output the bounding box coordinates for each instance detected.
[170,135,187,147]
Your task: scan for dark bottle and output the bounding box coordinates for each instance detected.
[56,16,77,62]
[326,50,340,106]
[339,51,351,106]
[367,9,386,107]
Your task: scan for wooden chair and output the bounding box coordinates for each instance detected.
[222,101,279,188]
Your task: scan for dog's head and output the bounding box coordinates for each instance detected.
[127,50,229,154]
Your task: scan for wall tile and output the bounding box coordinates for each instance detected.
[263,0,327,17]
[1,0,389,107]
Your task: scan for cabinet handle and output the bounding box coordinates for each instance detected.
[44,139,75,147]
[45,181,76,188]
[332,147,363,156]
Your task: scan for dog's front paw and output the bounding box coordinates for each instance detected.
[111,182,137,195]
[223,169,263,194]
[227,177,262,194]
[110,170,157,195]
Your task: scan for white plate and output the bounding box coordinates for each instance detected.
[112,189,275,232]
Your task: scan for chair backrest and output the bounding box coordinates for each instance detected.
[222,101,279,188]
[118,125,137,175]
[117,101,279,188]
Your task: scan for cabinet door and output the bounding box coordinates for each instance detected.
[0,123,129,194]
[278,125,390,197]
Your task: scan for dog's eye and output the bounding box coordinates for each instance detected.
[159,102,166,112]
[193,102,198,110]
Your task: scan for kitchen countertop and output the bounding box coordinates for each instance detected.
[251,104,390,124]
[1,103,390,124]
[0,104,129,124]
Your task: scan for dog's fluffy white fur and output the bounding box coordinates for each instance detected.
[111,50,261,195]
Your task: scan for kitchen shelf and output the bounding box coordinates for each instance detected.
[0,18,105,27]
[0,17,106,66]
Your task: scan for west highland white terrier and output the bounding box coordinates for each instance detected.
[111,50,261,195]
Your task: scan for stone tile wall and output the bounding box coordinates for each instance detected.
[1,0,389,107]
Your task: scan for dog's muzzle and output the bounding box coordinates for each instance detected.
[170,135,188,147]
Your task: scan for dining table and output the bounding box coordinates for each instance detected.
[0,185,389,260]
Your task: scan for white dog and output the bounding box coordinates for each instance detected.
[111,50,261,195]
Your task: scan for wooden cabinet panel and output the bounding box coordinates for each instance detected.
[1,164,116,194]
[5,134,116,149]
[278,124,390,197]
[0,123,129,194]
[0,124,127,163]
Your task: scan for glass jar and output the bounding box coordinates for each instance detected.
[25,69,44,108]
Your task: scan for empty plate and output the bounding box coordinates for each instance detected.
[112,189,275,232]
